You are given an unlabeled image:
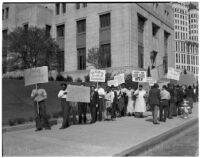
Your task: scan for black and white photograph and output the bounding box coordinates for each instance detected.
[2,1,199,156]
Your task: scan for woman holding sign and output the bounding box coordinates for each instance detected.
[134,85,147,118]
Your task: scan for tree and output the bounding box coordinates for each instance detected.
[7,26,60,70]
[87,47,107,69]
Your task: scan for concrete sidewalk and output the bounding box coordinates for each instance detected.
[3,103,198,156]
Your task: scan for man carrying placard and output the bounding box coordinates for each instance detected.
[31,84,51,131]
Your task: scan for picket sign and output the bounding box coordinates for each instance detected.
[24,66,49,86]
[167,67,181,81]
[107,79,118,87]
[67,85,90,103]
[146,77,156,86]
[90,69,106,82]
[114,73,125,85]
[132,70,147,82]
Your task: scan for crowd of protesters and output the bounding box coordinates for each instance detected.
[31,82,198,131]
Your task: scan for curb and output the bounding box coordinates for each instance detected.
[114,117,198,156]
[2,119,62,133]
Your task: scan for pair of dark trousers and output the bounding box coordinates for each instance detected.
[61,99,70,127]
[97,98,104,121]
[151,104,159,123]
[168,102,174,118]
[90,103,97,123]
[34,101,50,129]
[78,103,87,123]
[111,103,116,118]
[160,100,169,121]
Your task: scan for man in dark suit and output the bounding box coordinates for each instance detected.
[90,84,99,124]
[148,83,160,125]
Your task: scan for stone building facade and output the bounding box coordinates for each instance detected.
[52,3,175,80]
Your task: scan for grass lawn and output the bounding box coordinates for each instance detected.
[2,79,63,125]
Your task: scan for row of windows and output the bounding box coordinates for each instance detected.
[190,14,198,18]
[2,7,9,20]
[175,41,198,54]
[174,25,188,32]
[56,13,110,37]
[174,19,188,26]
[190,19,198,23]
[175,32,188,40]
[174,8,187,15]
[55,3,87,15]
[189,36,198,42]
[190,24,198,29]
[174,14,188,20]
[176,65,199,74]
[190,30,198,34]
[175,53,198,66]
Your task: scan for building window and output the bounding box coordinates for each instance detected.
[62,3,66,13]
[56,3,60,15]
[100,13,110,28]
[57,51,64,72]
[152,23,159,38]
[187,55,190,64]
[2,9,4,20]
[57,24,65,37]
[83,3,87,7]
[45,25,51,35]
[77,48,86,70]
[100,43,111,68]
[23,23,29,31]
[176,53,178,63]
[5,7,9,19]
[138,45,144,68]
[76,3,80,9]
[77,19,86,34]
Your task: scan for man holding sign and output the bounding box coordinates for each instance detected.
[31,84,51,131]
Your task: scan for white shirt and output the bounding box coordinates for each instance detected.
[58,89,68,99]
[105,91,115,103]
[160,89,170,100]
[98,87,106,98]
[31,88,47,102]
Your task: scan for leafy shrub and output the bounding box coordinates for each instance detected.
[65,76,73,82]
[29,117,34,122]
[56,74,65,81]
[75,78,82,83]
[16,118,25,124]
[105,72,112,82]
[8,119,16,126]
[84,74,90,82]
[46,114,51,120]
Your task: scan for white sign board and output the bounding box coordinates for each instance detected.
[90,69,106,82]
[132,70,147,82]
[24,66,48,86]
[114,73,125,85]
[67,85,90,103]
[107,79,118,87]
[167,67,181,81]
[146,77,156,86]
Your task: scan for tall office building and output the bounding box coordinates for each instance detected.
[172,2,198,79]
[52,3,174,80]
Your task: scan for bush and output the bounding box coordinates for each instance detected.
[48,76,54,81]
[65,76,73,82]
[75,78,82,82]
[29,117,34,122]
[56,74,65,81]
[84,74,90,82]
[46,114,51,120]
[16,118,25,124]
[8,119,16,126]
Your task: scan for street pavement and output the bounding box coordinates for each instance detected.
[3,103,198,156]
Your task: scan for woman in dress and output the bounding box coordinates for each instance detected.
[126,87,135,116]
[134,84,147,118]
